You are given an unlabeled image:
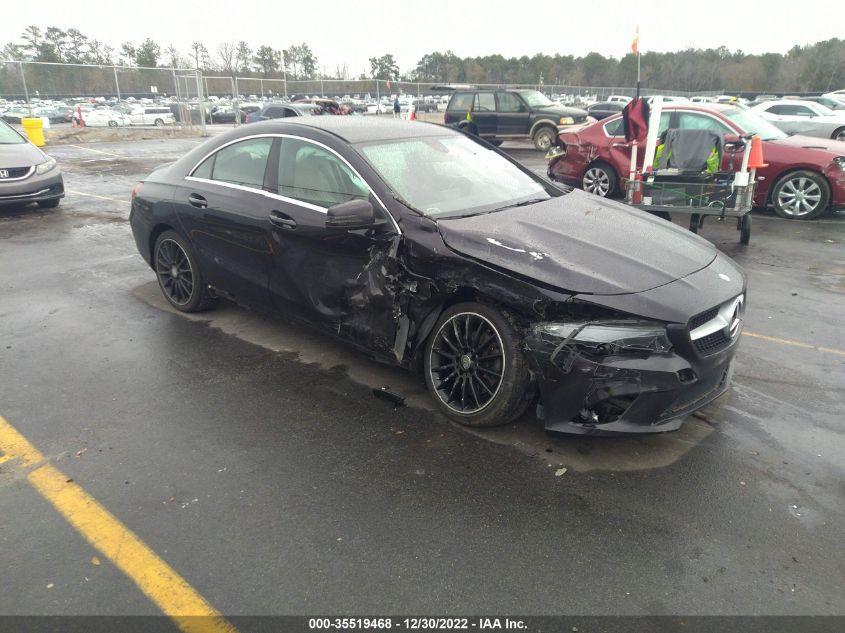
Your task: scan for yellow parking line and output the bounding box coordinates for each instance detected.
[0,416,237,633]
[66,189,126,203]
[743,330,845,357]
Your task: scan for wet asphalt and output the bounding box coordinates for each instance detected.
[0,135,843,620]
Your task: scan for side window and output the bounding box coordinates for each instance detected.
[497,92,525,113]
[604,112,670,137]
[277,139,370,208]
[792,105,814,117]
[282,107,297,117]
[604,117,624,136]
[210,138,272,188]
[677,112,731,135]
[264,107,283,118]
[449,92,473,112]
[192,155,214,179]
[474,93,495,111]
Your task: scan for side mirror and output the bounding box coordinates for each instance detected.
[326,199,375,231]
[724,134,745,149]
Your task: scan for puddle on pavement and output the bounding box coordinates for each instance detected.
[134,281,714,473]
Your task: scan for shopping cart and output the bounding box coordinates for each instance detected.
[625,172,755,244]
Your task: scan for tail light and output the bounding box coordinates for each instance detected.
[131,182,143,202]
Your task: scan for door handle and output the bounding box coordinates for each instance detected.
[188,193,207,209]
[611,142,628,148]
[269,210,297,229]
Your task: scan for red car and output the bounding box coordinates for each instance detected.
[547,103,845,220]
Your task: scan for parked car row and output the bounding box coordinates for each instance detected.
[546,103,845,219]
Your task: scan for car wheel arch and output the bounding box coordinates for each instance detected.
[529,119,558,138]
[583,160,619,194]
[148,222,178,265]
[766,167,831,205]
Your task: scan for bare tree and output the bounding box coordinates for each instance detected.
[218,41,237,79]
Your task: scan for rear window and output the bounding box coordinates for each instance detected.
[449,92,474,112]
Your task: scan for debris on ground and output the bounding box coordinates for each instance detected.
[91,556,101,566]
[555,468,567,477]
[373,387,405,408]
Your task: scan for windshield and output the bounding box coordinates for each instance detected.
[519,90,553,108]
[722,107,787,140]
[358,135,553,218]
[0,121,25,144]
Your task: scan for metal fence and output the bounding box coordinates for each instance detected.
[1,60,728,133]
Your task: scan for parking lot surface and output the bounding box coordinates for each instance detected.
[1,136,844,621]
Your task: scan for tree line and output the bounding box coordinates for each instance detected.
[2,25,843,93]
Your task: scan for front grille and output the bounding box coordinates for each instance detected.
[689,307,718,331]
[694,329,731,355]
[0,166,32,179]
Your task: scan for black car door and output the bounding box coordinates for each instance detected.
[264,136,399,345]
[471,93,497,137]
[495,91,529,136]
[176,136,275,308]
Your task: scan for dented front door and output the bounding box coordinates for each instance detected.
[265,136,399,351]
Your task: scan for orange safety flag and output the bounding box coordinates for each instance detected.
[631,26,640,55]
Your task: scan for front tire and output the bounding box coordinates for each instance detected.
[582,163,617,197]
[771,170,829,219]
[532,126,556,151]
[154,118,165,127]
[424,302,532,427]
[832,127,845,142]
[153,230,216,312]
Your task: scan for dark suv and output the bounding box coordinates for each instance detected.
[444,89,588,151]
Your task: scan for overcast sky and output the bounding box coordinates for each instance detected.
[3,0,843,75]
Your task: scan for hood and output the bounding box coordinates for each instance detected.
[767,134,845,156]
[539,104,588,117]
[0,141,44,169]
[437,191,717,295]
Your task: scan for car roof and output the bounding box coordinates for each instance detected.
[247,116,455,143]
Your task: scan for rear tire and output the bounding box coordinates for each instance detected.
[771,170,829,220]
[740,214,751,245]
[153,230,217,313]
[532,125,556,151]
[581,163,618,197]
[424,302,532,427]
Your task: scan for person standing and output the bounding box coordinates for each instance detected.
[393,97,401,119]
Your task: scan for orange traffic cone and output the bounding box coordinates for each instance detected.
[747,136,767,169]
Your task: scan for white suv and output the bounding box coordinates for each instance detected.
[130,107,175,126]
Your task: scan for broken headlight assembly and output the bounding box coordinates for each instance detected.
[536,321,673,361]
[545,145,567,160]
[833,156,845,171]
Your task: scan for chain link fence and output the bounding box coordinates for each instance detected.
[1,60,729,132]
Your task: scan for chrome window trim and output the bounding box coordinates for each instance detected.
[0,165,35,182]
[186,132,400,233]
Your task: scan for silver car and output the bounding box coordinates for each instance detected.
[751,99,845,142]
[0,120,64,209]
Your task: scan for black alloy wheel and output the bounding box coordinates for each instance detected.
[155,237,194,307]
[428,312,505,414]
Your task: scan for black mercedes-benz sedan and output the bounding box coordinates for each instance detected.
[129,117,746,435]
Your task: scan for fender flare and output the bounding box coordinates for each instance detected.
[529,118,559,138]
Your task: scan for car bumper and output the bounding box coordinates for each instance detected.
[0,172,64,206]
[825,164,845,208]
[524,322,740,436]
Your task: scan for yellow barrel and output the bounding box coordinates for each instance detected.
[21,117,45,147]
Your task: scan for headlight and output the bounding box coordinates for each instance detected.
[35,156,57,175]
[559,116,575,125]
[834,157,845,171]
[536,321,673,357]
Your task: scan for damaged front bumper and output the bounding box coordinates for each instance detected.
[524,321,738,435]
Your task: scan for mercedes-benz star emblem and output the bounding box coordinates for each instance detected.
[727,296,744,340]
